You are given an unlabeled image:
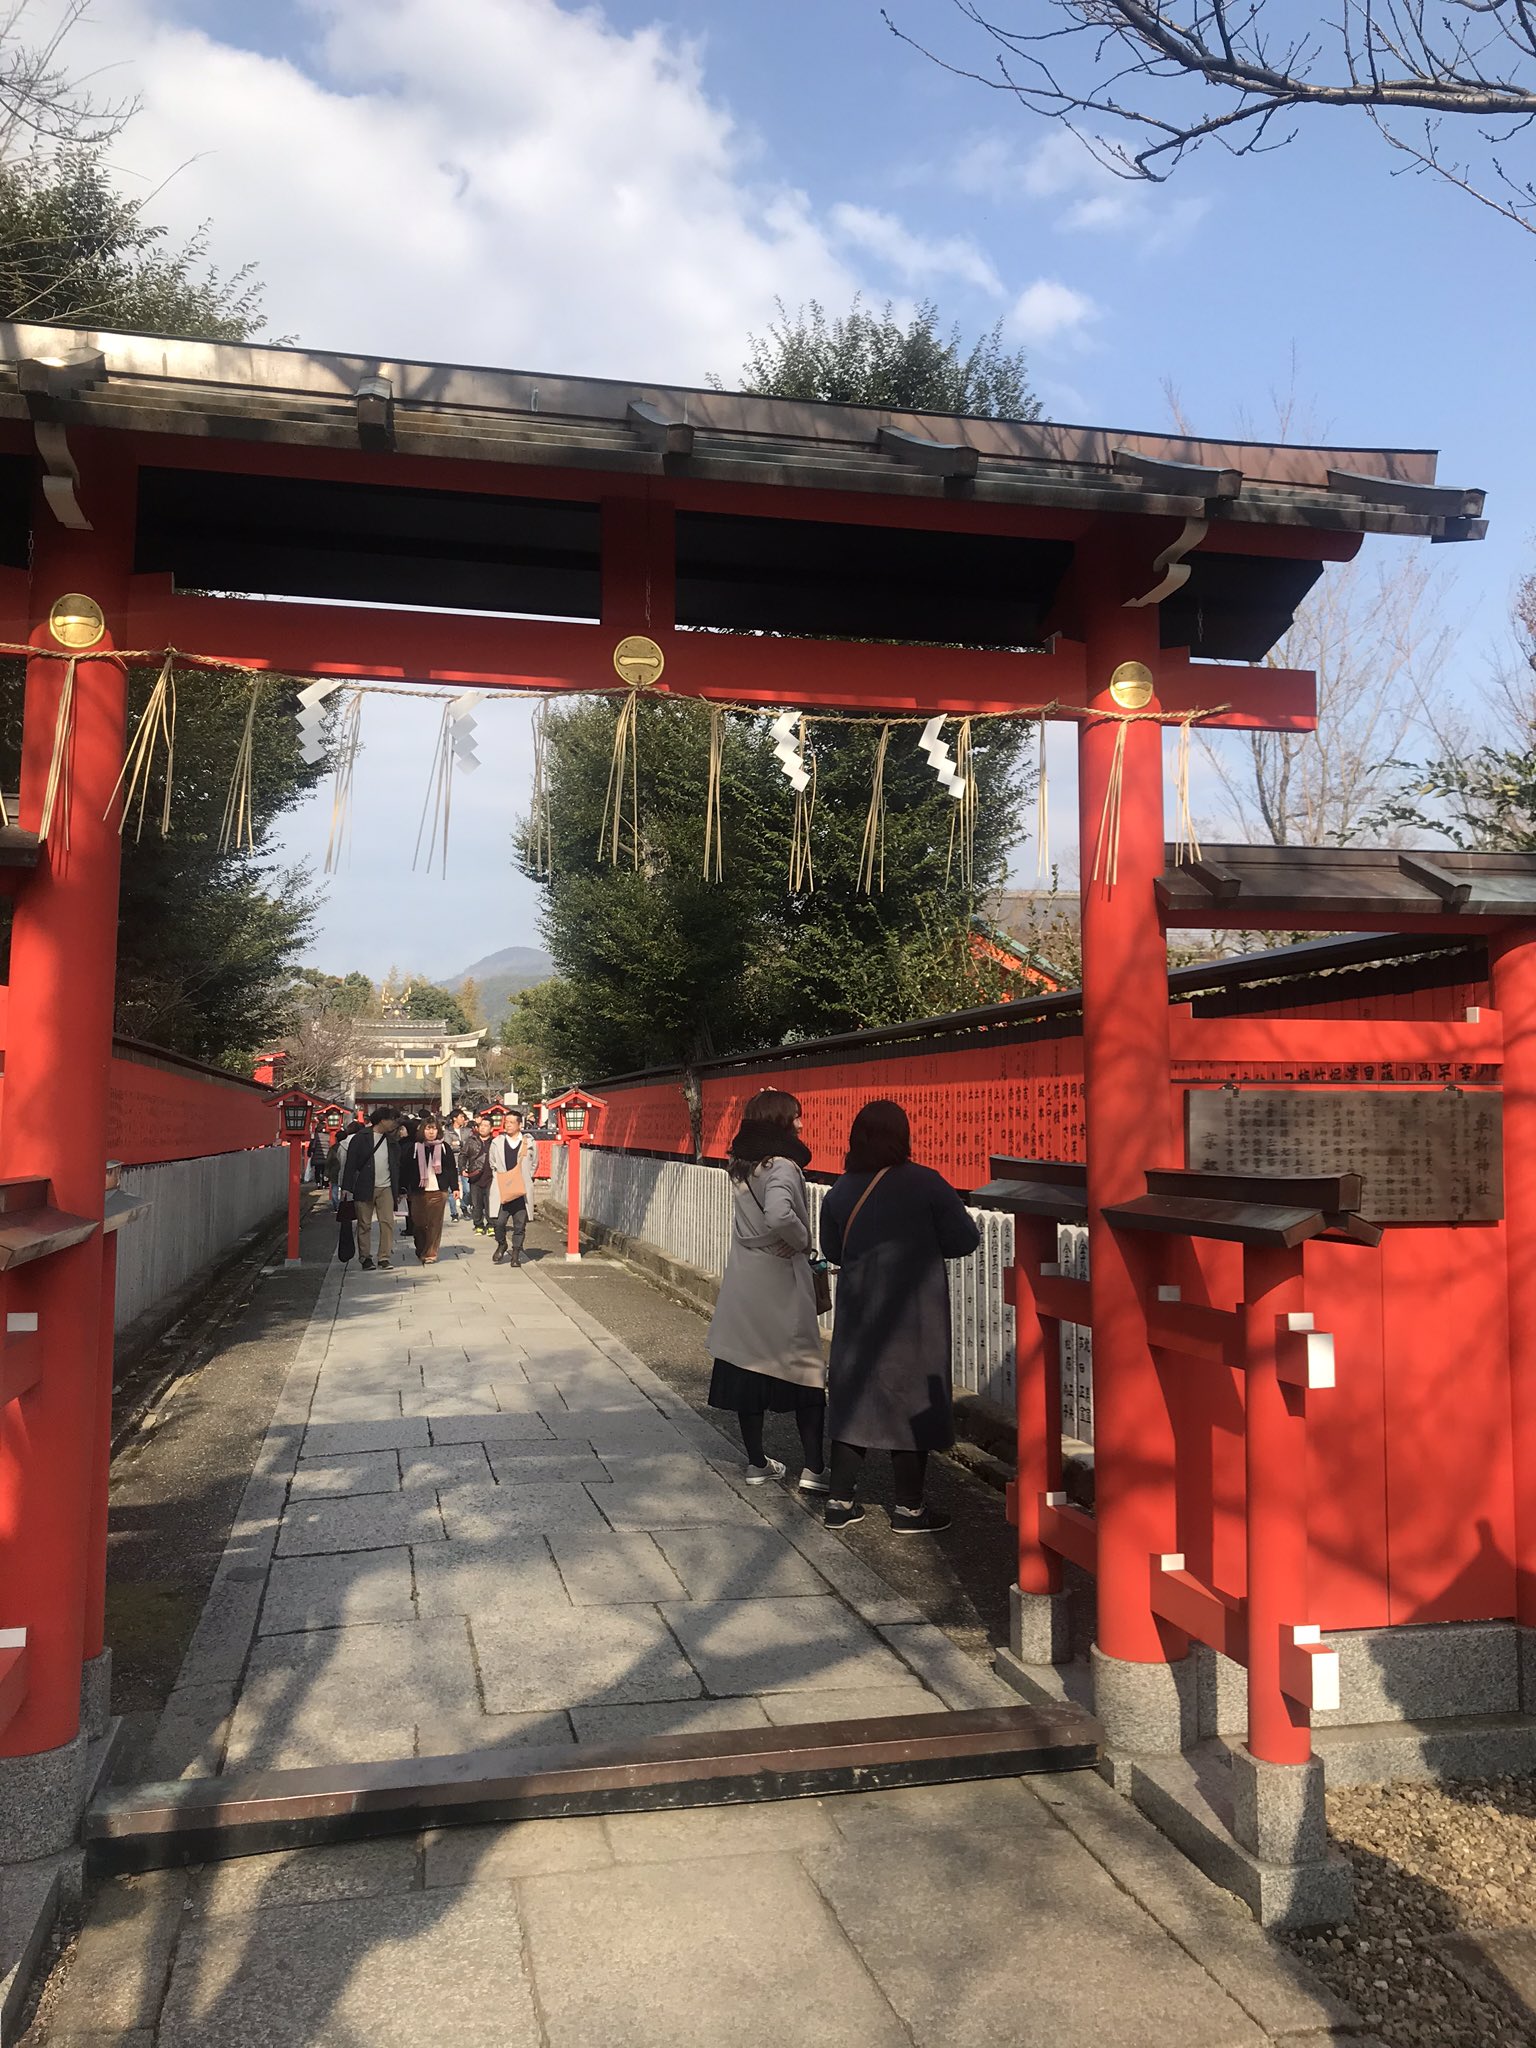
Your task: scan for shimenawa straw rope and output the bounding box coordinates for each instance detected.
[858,723,890,895]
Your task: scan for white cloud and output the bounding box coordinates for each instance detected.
[953,129,1209,248]
[829,202,1004,295]
[64,0,862,382]
[1009,278,1099,346]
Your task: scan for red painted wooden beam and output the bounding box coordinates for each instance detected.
[112,587,1317,728]
[0,1632,27,1738]
[1150,1560,1249,1664]
[1171,1012,1503,1063]
[1039,1495,1098,1572]
[0,1316,41,1403]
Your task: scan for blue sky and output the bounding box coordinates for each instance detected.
[65,0,1535,981]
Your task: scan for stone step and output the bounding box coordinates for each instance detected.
[0,1852,69,2042]
[1309,1711,1536,1786]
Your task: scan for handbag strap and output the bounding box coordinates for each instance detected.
[841,1167,890,1255]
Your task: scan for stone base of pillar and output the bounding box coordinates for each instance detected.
[1230,1745,1328,1865]
[1517,1627,1536,1712]
[1009,1584,1073,1666]
[0,1733,90,1862]
[1091,1644,1197,1756]
[80,1648,113,1743]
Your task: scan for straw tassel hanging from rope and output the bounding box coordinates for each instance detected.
[324,691,363,875]
[37,656,78,847]
[1172,714,1202,866]
[1090,716,1130,889]
[1034,716,1050,881]
[788,717,816,893]
[945,717,977,889]
[702,703,725,882]
[219,675,265,854]
[858,722,890,895]
[105,653,177,840]
[526,698,554,878]
[601,686,641,868]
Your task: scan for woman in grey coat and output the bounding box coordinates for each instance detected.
[705,1090,828,1491]
[818,1099,979,1534]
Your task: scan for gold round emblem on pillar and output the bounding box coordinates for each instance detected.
[613,634,665,687]
[48,592,106,650]
[1108,660,1154,711]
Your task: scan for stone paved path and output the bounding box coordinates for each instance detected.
[24,1230,1366,2046]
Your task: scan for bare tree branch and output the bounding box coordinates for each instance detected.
[887,0,1536,231]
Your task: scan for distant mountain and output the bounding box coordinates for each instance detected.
[446,945,554,1022]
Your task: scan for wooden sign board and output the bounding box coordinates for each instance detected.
[1185,1089,1503,1224]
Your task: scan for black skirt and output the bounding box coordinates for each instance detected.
[709,1358,825,1417]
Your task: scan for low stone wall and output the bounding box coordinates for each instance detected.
[113,1148,288,1333]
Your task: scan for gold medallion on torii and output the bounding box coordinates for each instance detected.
[613,634,665,687]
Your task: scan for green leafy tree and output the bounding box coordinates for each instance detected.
[0,145,268,335]
[715,297,1040,418]
[520,298,1043,1081]
[292,968,378,1018]
[402,980,473,1034]
[518,697,1030,1078]
[0,128,314,1065]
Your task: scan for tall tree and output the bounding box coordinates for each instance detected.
[715,297,1040,417]
[0,113,316,1066]
[890,2,1536,233]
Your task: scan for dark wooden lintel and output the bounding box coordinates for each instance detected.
[86,1703,1101,1874]
[354,376,395,454]
[987,1156,1086,1188]
[1105,1193,1326,1248]
[1145,1166,1364,1214]
[969,1178,1088,1222]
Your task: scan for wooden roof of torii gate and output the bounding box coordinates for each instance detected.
[0,322,1487,730]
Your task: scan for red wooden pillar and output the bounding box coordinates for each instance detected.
[83,1232,118,1663]
[1076,561,1180,1666]
[566,1138,583,1261]
[1011,1216,1064,1598]
[1491,931,1536,1628]
[1241,1242,1312,1765]
[0,450,134,1759]
[285,1138,304,1265]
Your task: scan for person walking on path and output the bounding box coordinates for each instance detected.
[488,1120,535,1266]
[448,1107,471,1220]
[401,1116,458,1264]
[705,1089,828,1492]
[818,1098,979,1535]
[305,1125,328,1186]
[337,1106,403,1270]
[460,1115,495,1235]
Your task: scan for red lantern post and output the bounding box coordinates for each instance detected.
[550,1090,606,1262]
[273,1090,319,1267]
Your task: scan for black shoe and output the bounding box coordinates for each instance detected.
[359,1256,375,1270]
[378,1257,392,1270]
[890,1505,952,1536]
[824,1500,864,1530]
[492,1247,507,1264]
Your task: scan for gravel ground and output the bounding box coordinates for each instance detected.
[1287,1777,1536,2046]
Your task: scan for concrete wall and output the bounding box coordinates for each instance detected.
[112,1148,288,1334]
[549,1144,1093,1432]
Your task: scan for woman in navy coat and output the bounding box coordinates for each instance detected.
[818,1099,980,1534]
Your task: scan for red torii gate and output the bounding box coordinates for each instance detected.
[0,324,1489,1888]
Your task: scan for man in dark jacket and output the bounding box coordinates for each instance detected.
[459,1115,494,1235]
[339,1106,403,1269]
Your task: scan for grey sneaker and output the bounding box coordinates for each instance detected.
[797,1468,830,1494]
[743,1457,787,1486]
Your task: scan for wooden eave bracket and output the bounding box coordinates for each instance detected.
[876,424,978,480]
[1112,446,1242,501]
[103,1188,151,1236]
[626,399,694,459]
[1398,852,1471,908]
[0,1204,97,1269]
[355,376,395,452]
[1326,467,1484,521]
[970,1177,1087,1222]
[18,347,106,402]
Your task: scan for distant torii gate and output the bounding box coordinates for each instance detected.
[0,323,1490,1900]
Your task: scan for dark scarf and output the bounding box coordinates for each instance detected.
[728,1119,811,1181]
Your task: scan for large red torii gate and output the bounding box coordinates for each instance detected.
[0,323,1491,1898]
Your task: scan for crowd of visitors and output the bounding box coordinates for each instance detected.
[307,1107,539,1270]
[308,1086,979,1538]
